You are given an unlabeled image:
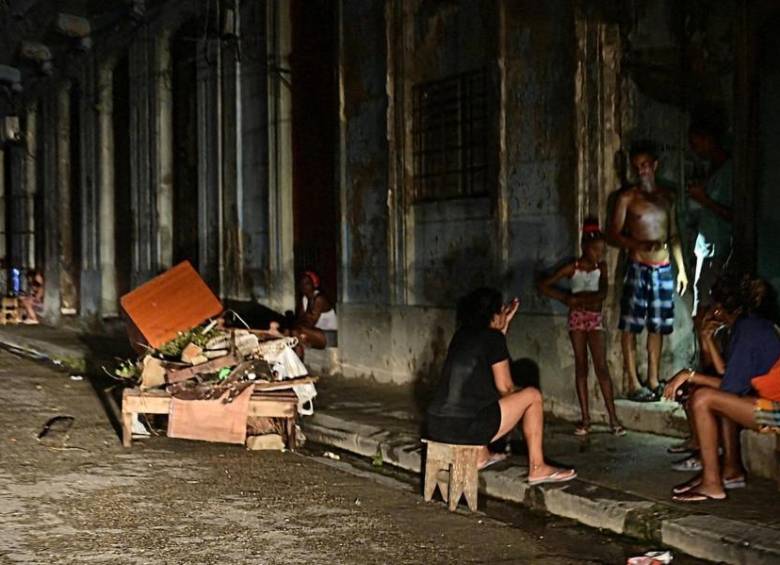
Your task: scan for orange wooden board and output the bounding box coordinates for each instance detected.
[120,261,223,349]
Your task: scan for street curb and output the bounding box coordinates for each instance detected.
[0,330,87,369]
[303,411,780,565]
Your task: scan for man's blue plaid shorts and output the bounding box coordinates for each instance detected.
[618,260,675,335]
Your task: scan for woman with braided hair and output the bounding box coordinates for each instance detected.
[663,272,780,501]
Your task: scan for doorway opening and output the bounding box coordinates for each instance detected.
[113,56,132,300]
[290,0,339,304]
[171,21,201,271]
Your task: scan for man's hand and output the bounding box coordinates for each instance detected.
[687,181,708,205]
[676,271,688,296]
[663,369,691,401]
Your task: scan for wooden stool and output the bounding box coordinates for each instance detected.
[0,297,21,325]
[422,439,480,511]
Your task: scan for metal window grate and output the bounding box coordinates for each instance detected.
[412,68,489,202]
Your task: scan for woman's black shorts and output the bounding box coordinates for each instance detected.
[425,402,502,445]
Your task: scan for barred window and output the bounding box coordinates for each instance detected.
[412,68,490,202]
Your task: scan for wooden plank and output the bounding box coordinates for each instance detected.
[252,376,319,391]
[165,354,239,384]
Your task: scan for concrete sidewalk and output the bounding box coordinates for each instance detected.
[1,325,779,564]
[304,377,780,565]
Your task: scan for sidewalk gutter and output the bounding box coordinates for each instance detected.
[303,411,780,565]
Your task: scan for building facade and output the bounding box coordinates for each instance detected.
[1,0,778,421]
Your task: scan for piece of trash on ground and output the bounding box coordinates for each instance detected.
[627,550,673,565]
[69,375,83,381]
[323,451,340,460]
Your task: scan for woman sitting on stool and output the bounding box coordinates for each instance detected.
[425,287,576,484]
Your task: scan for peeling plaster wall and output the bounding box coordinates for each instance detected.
[406,0,498,307]
[339,0,389,303]
[500,0,579,412]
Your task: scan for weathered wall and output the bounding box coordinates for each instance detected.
[239,0,270,300]
[339,0,389,305]
[501,0,579,411]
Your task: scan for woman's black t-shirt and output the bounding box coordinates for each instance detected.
[426,327,510,419]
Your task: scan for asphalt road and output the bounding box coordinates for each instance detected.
[0,348,707,564]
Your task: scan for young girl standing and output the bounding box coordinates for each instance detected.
[538,220,625,436]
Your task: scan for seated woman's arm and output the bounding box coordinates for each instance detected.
[298,295,330,328]
[492,360,515,397]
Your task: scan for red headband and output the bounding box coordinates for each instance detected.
[303,270,320,288]
[582,224,601,234]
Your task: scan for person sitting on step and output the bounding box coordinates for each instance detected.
[19,269,44,325]
[425,287,576,484]
[663,272,780,502]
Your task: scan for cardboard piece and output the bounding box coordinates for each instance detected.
[120,261,223,349]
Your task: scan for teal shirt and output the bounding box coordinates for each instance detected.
[694,159,733,258]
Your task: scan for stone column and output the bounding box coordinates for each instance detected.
[221,15,245,300]
[23,103,37,269]
[56,82,78,315]
[265,0,295,312]
[41,93,61,322]
[79,57,101,317]
[97,62,118,316]
[129,28,156,286]
[155,31,174,270]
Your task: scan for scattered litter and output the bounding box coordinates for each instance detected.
[354,497,361,506]
[52,359,63,367]
[69,375,83,381]
[627,550,673,565]
[323,451,340,461]
[131,414,151,438]
[372,447,384,467]
[37,415,74,440]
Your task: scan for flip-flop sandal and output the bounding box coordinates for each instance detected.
[627,386,655,402]
[574,424,590,436]
[478,452,508,471]
[667,441,696,454]
[610,425,627,437]
[528,468,577,486]
[672,489,726,502]
[723,476,747,489]
[672,478,702,495]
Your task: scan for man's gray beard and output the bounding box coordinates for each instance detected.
[640,177,653,191]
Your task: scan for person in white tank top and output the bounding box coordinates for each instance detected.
[538,219,624,437]
[290,270,337,358]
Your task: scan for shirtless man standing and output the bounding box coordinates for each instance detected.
[609,141,688,402]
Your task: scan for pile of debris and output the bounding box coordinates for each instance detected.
[119,323,310,402]
[112,261,317,448]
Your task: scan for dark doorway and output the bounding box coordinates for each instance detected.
[113,56,132,300]
[291,0,339,301]
[171,22,200,270]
